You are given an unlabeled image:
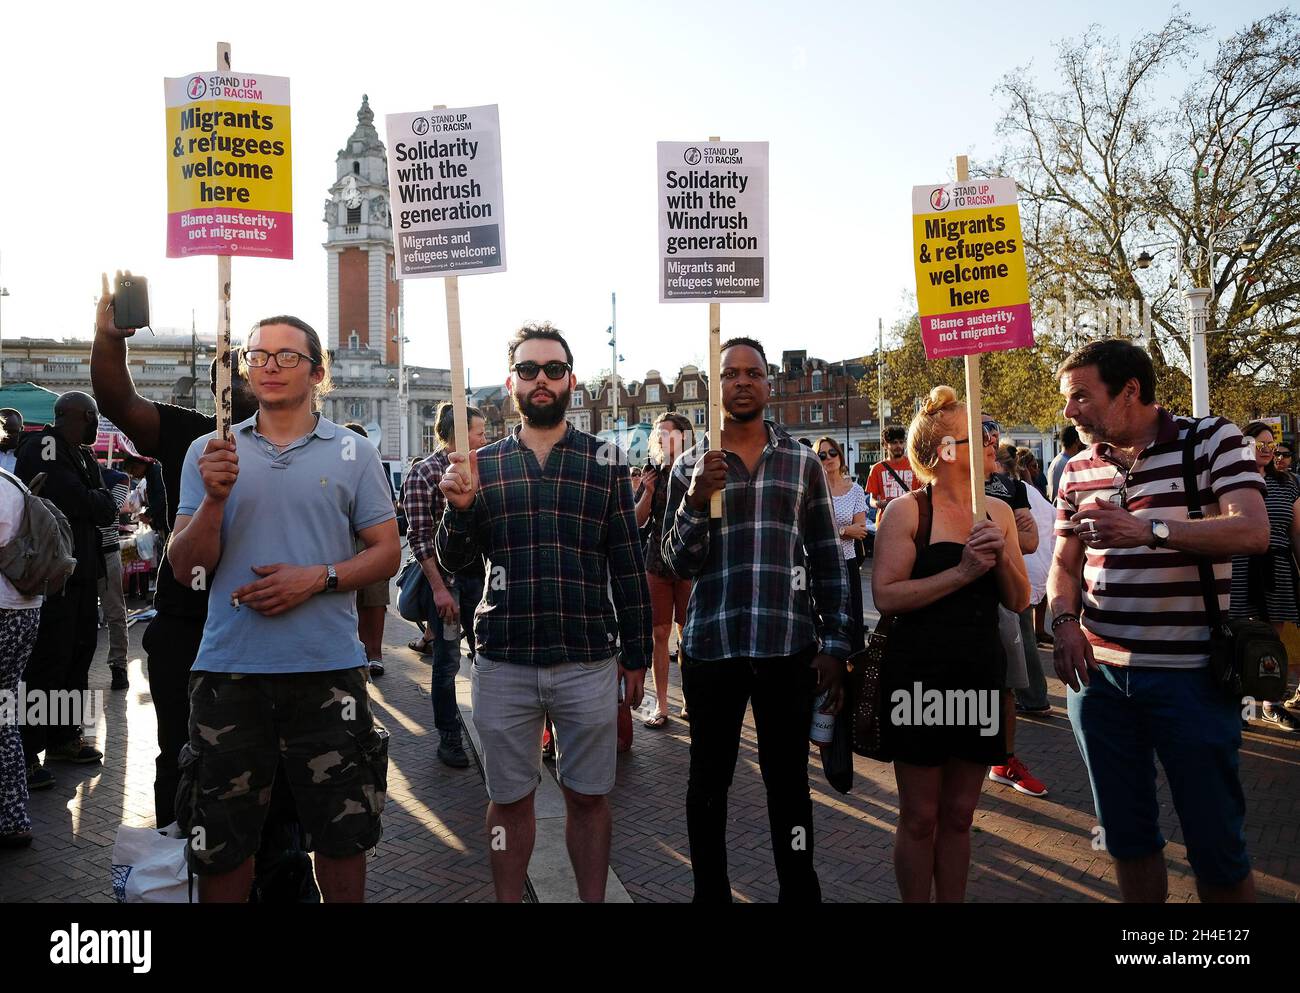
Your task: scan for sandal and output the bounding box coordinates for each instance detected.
[644,711,668,729]
[407,638,434,656]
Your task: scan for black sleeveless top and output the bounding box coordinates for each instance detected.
[882,491,1007,766]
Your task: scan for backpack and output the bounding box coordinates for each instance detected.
[0,470,77,596]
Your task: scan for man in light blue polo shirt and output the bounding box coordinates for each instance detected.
[168,315,400,903]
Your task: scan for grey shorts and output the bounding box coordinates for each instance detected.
[999,607,1030,690]
[470,653,619,804]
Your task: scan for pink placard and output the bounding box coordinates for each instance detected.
[920,302,1033,361]
[166,210,293,259]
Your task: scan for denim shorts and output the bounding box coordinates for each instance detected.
[470,653,618,804]
[1066,664,1250,886]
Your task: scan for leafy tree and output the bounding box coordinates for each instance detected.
[866,314,1069,431]
[985,9,1300,426]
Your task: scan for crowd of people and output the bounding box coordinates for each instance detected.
[0,278,1293,906]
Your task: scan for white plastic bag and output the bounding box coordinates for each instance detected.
[110,822,189,903]
[133,528,158,565]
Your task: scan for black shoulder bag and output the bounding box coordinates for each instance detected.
[847,486,932,760]
[1182,421,1289,702]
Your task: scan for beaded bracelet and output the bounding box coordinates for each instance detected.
[1051,612,1080,632]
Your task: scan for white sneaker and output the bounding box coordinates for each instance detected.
[1262,707,1300,733]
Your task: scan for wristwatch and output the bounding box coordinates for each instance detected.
[1149,520,1170,549]
[323,564,338,592]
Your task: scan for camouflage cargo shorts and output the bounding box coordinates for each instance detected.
[175,666,389,876]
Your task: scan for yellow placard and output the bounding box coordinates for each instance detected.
[912,201,1029,317]
[166,101,292,213]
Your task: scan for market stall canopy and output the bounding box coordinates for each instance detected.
[0,382,59,425]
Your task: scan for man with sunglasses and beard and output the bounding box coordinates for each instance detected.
[437,322,652,903]
[1274,442,1297,482]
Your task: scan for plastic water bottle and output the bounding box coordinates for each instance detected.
[810,690,834,745]
[442,579,460,641]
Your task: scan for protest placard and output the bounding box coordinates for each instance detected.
[658,141,768,303]
[385,105,506,279]
[164,70,292,259]
[911,175,1031,361]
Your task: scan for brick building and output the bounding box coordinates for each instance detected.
[770,350,879,478]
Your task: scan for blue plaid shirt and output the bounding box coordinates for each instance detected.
[436,422,653,669]
[661,421,851,662]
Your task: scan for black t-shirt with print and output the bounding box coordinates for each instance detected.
[984,472,1030,511]
[139,401,216,618]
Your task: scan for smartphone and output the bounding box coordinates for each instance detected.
[113,271,151,330]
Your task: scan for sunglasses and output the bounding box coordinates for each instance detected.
[512,360,572,381]
[818,450,841,461]
[1255,441,1277,452]
[244,348,313,369]
[1276,450,1292,459]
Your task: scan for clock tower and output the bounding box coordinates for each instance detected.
[323,95,400,362]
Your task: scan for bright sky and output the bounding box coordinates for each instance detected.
[0,0,1278,386]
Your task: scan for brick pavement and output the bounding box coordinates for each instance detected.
[0,601,498,904]
[607,564,1300,904]
[3,570,1298,903]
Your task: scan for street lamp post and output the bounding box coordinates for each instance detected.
[392,308,411,465]
[0,251,9,389]
[190,308,198,409]
[1134,225,1259,418]
[839,360,852,477]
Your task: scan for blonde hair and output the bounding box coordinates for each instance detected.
[907,385,965,483]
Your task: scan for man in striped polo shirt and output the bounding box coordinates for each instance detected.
[1048,340,1268,903]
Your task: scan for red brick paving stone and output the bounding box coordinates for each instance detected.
[605,566,1300,903]
[0,609,498,903]
[6,579,1300,905]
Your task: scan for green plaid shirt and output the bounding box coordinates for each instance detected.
[436,422,653,669]
[661,422,851,662]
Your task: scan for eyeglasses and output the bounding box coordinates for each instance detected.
[512,360,572,381]
[1108,470,1132,509]
[244,349,313,369]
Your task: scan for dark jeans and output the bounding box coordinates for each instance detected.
[143,611,204,826]
[21,576,98,765]
[681,646,821,903]
[847,555,866,653]
[428,572,483,738]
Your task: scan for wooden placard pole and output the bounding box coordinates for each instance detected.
[957,154,987,523]
[214,41,234,441]
[433,104,471,481]
[707,135,723,520]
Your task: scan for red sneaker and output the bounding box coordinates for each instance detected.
[988,756,1048,797]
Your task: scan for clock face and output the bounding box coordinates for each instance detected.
[342,175,361,208]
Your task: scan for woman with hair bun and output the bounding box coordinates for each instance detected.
[871,385,1030,902]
